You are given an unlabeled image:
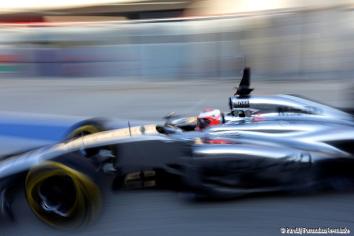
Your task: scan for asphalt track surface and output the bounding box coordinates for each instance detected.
[0,78,354,236]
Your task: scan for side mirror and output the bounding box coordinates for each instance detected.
[156,125,182,134]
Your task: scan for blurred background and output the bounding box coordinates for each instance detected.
[1,0,354,80]
[1,1,354,236]
[0,0,353,113]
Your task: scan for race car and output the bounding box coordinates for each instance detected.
[1,68,354,229]
[162,67,352,132]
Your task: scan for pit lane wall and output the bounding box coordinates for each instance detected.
[0,7,353,79]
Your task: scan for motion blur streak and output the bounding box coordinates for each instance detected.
[0,1,354,79]
[1,0,354,236]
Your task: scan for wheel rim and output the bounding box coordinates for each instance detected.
[67,124,103,157]
[26,161,101,228]
[67,125,102,140]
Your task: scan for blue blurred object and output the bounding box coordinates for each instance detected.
[0,112,84,141]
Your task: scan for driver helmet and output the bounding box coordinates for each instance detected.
[196,108,223,130]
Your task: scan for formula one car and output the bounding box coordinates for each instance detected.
[1,68,354,229]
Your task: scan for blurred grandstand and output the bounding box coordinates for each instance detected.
[0,0,354,79]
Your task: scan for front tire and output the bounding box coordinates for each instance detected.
[66,119,106,140]
[25,159,101,229]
